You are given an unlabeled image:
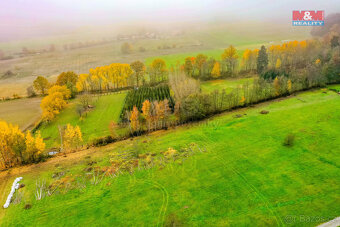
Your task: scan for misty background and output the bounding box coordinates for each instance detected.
[1,0,340,42]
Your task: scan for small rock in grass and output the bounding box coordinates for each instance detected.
[24,204,32,210]
[52,171,65,178]
[84,167,93,172]
[260,110,269,114]
[233,114,243,118]
[87,161,97,166]
[19,183,25,189]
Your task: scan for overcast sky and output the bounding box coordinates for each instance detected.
[0,0,339,40]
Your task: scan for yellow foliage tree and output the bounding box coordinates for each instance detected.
[33,76,50,95]
[41,92,67,121]
[48,85,71,99]
[222,45,238,74]
[287,79,292,93]
[77,63,133,92]
[76,74,90,92]
[0,121,45,169]
[142,100,152,131]
[150,59,167,83]
[275,58,282,69]
[63,124,83,152]
[129,106,140,133]
[25,131,45,162]
[40,85,71,121]
[211,62,221,78]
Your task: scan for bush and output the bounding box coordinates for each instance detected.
[283,133,295,146]
[92,136,116,147]
[165,213,186,227]
[260,69,289,80]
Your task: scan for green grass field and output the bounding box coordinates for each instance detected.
[200,77,255,93]
[38,92,127,148]
[0,97,41,130]
[1,88,339,226]
[145,48,248,67]
[327,84,340,92]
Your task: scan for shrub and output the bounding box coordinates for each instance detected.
[260,69,289,80]
[165,213,186,227]
[92,136,116,147]
[283,133,295,146]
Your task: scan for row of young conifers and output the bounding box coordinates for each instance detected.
[0,37,339,170]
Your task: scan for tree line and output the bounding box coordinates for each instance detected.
[125,38,339,134]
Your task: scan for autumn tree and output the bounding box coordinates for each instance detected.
[24,131,45,163]
[77,63,133,92]
[211,62,221,78]
[41,85,71,121]
[275,58,282,69]
[141,100,152,131]
[183,57,195,77]
[257,45,268,73]
[56,71,79,97]
[149,58,167,83]
[78,93,92,109]
[63,124,83,152]
[33,76,50,95]
[273,77,280,96]
[195,54,208,77]
[48,85,71,99]
[287,79,292,93]
[0,121,45,169]
[26,85,36,97]
[130,61,145,87]
[121,42,133,54]
[129,106,140,133]
[76,74,88,92]
[241,49,251,71]
[222,45,238,75]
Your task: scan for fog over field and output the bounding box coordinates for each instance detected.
[1,0,339,42]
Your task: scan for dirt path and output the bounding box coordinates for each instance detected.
[317,217,340,227]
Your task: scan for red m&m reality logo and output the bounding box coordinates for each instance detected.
[292,10,324,26]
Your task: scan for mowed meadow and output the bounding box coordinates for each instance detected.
[39,92,127,148]
[0,88,339,226]
[0,97,41,130]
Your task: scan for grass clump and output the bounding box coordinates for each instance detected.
[283,133,295,147]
